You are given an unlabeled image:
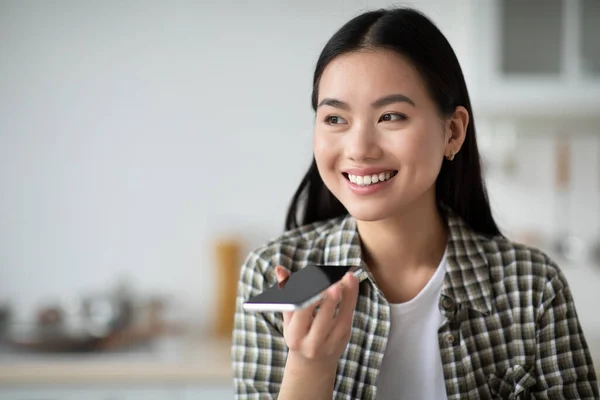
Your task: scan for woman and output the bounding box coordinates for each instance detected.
[231,7,599,399]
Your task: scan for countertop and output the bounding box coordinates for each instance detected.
[0,333,599,387]
[0,333,232,385]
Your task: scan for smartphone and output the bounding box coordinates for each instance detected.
[243,264,363,312]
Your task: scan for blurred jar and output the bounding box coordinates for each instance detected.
[213,237,242,340]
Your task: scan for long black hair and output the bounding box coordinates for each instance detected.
[285,7,501,237]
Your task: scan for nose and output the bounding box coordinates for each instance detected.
[345,123,382,162]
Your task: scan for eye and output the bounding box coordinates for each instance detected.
[379,113,407,122]
[324,115,348,125]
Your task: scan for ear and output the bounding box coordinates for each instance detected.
[444,106,469,159]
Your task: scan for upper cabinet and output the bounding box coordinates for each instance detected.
[468,0,600,118]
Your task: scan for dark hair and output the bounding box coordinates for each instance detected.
[285,7,501,237]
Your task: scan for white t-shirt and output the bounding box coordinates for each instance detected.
[375,252,448,400]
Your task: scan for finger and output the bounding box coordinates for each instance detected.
[274,266,293,324]
[327,273,359,342]
[286,298,320,337]
[275,265,290,283]
[306,281,342,342]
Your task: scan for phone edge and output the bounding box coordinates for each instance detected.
[242,265,364,313]
[243,292,324,312]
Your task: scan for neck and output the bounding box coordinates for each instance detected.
[356,194,448,274]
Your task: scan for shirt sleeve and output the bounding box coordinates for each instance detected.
[533,268,599,398]
[231,250,288,400]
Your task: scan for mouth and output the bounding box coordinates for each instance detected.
[342,170,398,187]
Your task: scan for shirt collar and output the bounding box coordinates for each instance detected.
[325,206,493,316]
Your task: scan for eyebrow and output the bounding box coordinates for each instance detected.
[317,98,350,110]
[317,93,416,110]
[372,93,416,108]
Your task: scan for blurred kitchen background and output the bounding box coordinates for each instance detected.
[0,0,599,398]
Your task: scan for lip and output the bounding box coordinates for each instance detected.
[342,167,398,176]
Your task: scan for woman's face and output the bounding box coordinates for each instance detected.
[313,49,463,222]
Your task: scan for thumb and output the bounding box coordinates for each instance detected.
[275,265,290,282]
[274,265,293,325]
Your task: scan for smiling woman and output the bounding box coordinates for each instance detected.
[232,7,599,400]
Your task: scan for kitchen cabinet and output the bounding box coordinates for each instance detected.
[469,0,600,118]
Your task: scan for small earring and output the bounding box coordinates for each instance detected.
[445,150,455,161]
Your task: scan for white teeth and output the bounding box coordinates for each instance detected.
[347,171,395,187]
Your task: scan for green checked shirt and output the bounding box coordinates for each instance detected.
[232,207,599,399]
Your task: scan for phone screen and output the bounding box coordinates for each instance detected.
[243,265,358,311]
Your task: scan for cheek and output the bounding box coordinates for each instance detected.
[313,131,324,153]
[313,131,343,191]
[395,120,444,163]
[313,130,337,165]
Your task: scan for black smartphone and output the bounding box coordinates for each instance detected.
[243,264,363,312]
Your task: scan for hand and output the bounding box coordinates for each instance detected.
[275,265,359,364]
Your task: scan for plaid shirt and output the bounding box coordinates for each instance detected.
[232,208,599,399]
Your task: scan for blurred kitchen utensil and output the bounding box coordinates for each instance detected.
[37,306,62,326]
[552,135,584,262]
[0,302,11,341]
[4,278,175,353]
[81,278,134,338]
[6,323,104,352]
[6,296,170,353]
[5,321,167,353]
[592,241,600,265]
[590,136,600,266]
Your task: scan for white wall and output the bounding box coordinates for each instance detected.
[0,0,470,324]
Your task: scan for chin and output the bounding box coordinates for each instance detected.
[343,203,396,223]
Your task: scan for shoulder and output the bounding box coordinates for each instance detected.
[445,205,566,298]
[481,234,562,280]
[479,234,568,303]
